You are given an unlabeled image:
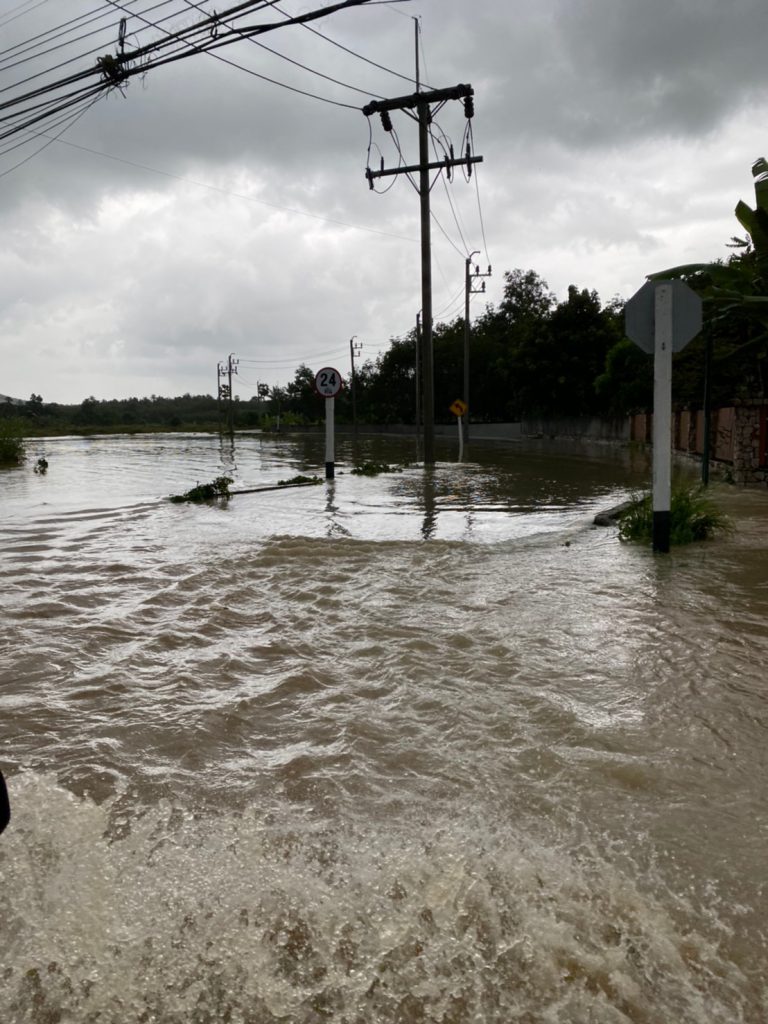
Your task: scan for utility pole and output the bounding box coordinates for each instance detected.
[349,336,362,436]
[362,84,483,465]
[463,254,491,443]
[415,311,422,458]
[217,360,229,433]
[221,353,238,436]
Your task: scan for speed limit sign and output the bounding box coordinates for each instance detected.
[314,367,343,398]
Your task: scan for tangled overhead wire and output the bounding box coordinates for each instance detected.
[0,0,382,148]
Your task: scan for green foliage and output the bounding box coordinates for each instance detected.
[0,418,25,466]
[169,476,233,503]
[595,338,653,415]
[617,485,731,545]
[277,475,322,486]
[646,158,768,405]
[322,268,625,427]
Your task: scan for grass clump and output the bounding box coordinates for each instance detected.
[618,484,731,545]
[278,475,322,486]
[169,475,233,503]
[0,418,25,466]
[351,461,404,476]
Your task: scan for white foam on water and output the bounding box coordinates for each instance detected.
[1,773,762,1024]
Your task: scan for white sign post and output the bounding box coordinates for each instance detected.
[314,367,343,480]
[625,279,702,552]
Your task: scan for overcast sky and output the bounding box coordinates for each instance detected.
[1,0,767,405]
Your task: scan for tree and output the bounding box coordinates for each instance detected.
[285,365,319,423]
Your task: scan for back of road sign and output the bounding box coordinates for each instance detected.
[625,279,702,353]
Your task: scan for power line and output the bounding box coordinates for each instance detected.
[432,282,464,320]
[0,1,145,68]
[0,91,97,158]
[274,0,422,87]
[0,0,55,31]
[22,130,419,243]
[0,3,177,85]
[102,0,366,109]
[239,347,348,365]
[0,95,99,177]
[0,0,384,154]
[180,0,384,100]
[430,207,468,260]
[469,123,491,267]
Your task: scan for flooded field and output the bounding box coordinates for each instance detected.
[1,431,767,1023]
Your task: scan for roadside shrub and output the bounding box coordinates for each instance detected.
[618,484,731,545]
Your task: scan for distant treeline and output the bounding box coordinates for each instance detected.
[5,265,766,434]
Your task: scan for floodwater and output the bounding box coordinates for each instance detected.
[1,431,767,1023]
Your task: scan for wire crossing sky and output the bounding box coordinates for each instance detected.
[1,0,767,403]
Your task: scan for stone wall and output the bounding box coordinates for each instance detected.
[629,402,768,488]
[733,401,768,486]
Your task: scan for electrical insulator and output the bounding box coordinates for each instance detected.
[380,110,393,132]
[481,281,486,292]
[475,265,480,275]
[466,142,473,179]
[463,95,474,119]
[488,265,492,275]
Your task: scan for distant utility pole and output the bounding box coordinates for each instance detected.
[217,360,228,432]
[349,336,362,435]
[217,353,238,435]
[463,254,492,443]
[362,81,483,465]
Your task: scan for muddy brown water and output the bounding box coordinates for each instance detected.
[1,432,767,1022]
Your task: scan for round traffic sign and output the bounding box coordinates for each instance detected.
[314,367,343,398]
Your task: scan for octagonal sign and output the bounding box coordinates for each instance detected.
[625,279,702,354]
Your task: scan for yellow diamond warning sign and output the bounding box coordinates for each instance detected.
[449,398,468,417]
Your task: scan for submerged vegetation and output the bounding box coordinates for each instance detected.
[277,475,322,486]
[351,461,405,476]
[169,476,233,503]
[618,485,731,545]
[0,419,24,466]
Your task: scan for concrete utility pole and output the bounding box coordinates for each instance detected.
[463,254,491,443]
[217,360,230,433]
[415,311,422,458]
[349,336,362,435]
[362,84,483,465]
[220,353,238,436]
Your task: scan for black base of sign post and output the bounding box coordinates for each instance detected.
[652,510,671,554]
[325,461,335,480]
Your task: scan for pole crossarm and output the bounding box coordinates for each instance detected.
[362,80,482,465]
[366,155,483,181]
[361,85,473,118]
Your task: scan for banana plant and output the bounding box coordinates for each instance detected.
[649,158,768,332]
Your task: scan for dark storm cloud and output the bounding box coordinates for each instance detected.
[1,0,765,402]
[454,0,768,150]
